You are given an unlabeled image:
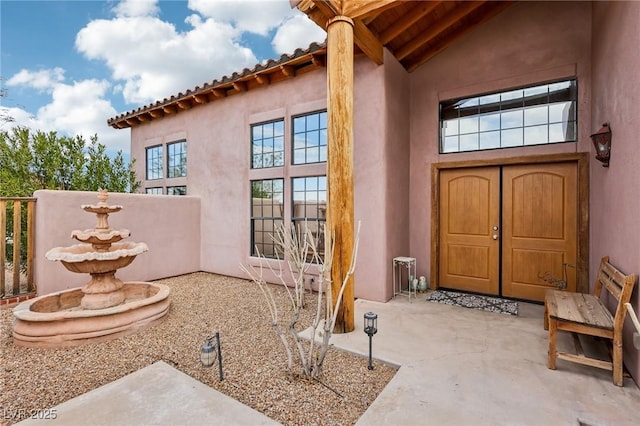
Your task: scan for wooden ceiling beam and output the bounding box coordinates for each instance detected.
[396,1,486,61]
[380,1,442,44]
[212,88,227,98]
[137,114,149,122]
[353,18,383,65]
[311,53,326,67]
[342,0,399,20]
[149,109,164,119]
[406,1,514,72]
[125,118,138,126]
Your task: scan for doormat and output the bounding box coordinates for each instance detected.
[426,290,518,316]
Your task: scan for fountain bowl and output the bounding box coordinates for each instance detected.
[46,242,148,274]
[13,282,170,348]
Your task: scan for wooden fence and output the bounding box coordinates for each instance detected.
[1,198,36,298]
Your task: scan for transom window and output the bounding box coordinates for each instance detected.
[146,187,163,195]
[251,120,285,169]
[167,140,187,178]
[440,79,577,153]
[251,179,284,258]
[146,145,163,180]
[293,111,327,164]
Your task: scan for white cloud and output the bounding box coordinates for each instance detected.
[7,68,65,92]
[188,0,297,36]
[112,0,160,18]
[272,14,326,54]
[4,73,128,153]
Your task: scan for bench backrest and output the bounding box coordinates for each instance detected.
[593,256,638,330]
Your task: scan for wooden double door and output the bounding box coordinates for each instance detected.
[438,162,577,302]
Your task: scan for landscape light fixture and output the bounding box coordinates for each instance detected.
[590,123,612,167]
[363,312,378,370]
[200,332,224,381]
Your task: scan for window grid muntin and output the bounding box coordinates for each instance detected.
[250,178,284,259]
[440,79,577,153]
[167,140,187,178]
[292,175,327,262]
[251,119,285,169]
[167,186,186,196]
[146,187,163,195]
[146,145,163,180]
[292,110,327,165]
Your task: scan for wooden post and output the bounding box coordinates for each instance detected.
[12,200,21,295]
[326,15,355,333]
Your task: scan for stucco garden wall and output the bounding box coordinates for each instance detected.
[33,190,200,295]
[590,0,640,385]
[408,1,593,283]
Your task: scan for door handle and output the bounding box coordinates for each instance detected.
[492,226,499,231]
[492,234,498,240]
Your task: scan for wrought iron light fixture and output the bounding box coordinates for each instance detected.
[590,123,612,167]
[200,332,224,381]
[363,312,378,370]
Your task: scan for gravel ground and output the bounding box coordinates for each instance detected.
[0,273,397,425]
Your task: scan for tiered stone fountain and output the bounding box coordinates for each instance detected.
[13,191,170,348]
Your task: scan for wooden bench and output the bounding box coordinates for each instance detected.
[544,256,637,386]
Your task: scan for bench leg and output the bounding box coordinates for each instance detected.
[543,302,549,331]
[548,317,557,370]
[613,336,623,386]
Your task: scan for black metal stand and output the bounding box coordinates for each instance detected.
[367,333,374,370]
[215,331,224,381]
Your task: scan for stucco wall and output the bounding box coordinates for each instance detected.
[408,1,593,283]
[590,0,640,385]
[33,190,200,295]
[129,58,403,301]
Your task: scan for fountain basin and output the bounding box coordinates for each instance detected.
[46,242,148,274]
[71,228,130,245]
[13,282,170,348]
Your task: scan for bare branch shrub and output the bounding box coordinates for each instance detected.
[240,221,360,380]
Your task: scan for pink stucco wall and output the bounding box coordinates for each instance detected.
[590,0,640,385]
[408,1,593,283]
[129,57,407,301]
[33,190,200,295]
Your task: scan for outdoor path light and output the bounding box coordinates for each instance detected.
[200,331,224,381]
[364,312,378,370]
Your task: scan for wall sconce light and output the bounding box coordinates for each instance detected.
[200,332,224,381]
[363,312,378,370]
[590,123,612,167]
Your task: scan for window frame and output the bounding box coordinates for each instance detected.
[439,79,578,153]
[145,145,163,180]
[291,110,328,165]
[251,119,285,169]
[167,140,187,178]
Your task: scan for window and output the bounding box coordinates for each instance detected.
[167,140,187,178]
[249,110,327,260]
[146,145,163,180]
[440,79,577,153]
[292,176,326,258]
[167,186,186,196]
[293,111,327,164]
[251,120,285,169]
[146,187,163,195]
[251,179,284,258]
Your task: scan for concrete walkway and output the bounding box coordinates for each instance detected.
[17,296,640,426]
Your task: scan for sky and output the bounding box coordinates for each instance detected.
[0,0,326,158]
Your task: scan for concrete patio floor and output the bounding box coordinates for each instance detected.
[17,295,640,426]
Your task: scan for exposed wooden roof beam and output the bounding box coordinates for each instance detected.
[353,19,383,65]
[396,1,486,61]
[192,94,208,104]
[342,0,399,20]
[137,114,149,122]
[380,1,442,44]
[233,81,247,92]
[311,53,326,67]
[177,100,191,110]
[280,65,296,77]
[163,105,177,114]
[212,88,227,98]
[149,109,164,119]
[255,74,270,85]
[406,1,514,73]
[125,118,138,126]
